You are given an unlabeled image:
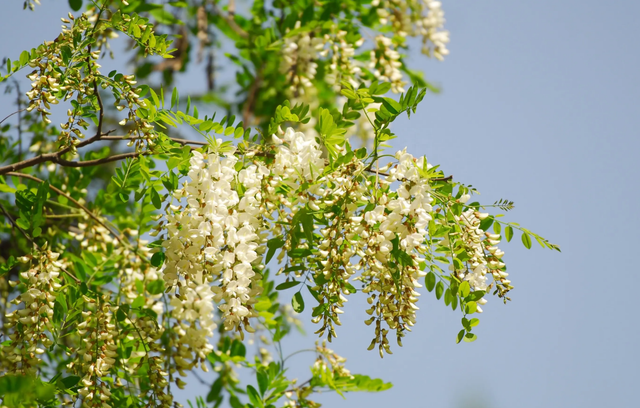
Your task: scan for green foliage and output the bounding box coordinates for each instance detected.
[0,1,559,407]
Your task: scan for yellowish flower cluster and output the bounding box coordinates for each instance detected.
[3,248,61,375]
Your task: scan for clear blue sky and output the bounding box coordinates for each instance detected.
[1,1,638,407]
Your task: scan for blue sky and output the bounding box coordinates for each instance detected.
[1,1,638,407]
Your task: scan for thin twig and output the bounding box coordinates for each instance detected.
[6,172,124,243]
[0,203,36,246]
[211,1,248,39]
[0,109,26,126]
[12,80,23,160]
[100,135,208,146]
[93,77,104,137]
[364,167,453,182]
[190,369,212,387]
[45,213,84,219]
[0,202,81,285]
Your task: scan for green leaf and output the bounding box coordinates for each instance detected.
[265,237,285,264]
[257,370,269,396]
[150,9,183,26]
[68,0,82,12]
[292,292,305,313]
[443,288,451,306]
[171,87,179,110]
[275,281,301,290]
[425,272,436,292]
[148,187,161,209]
[16,217,30,230]
[371,82,391,95]
[456,329,465,344]
[295,208,314,243]
[465,290,485,302]
[465,301,477,314]
[246,385,263,408]
[451,294,458,311]
[380,97,401,114]
[19,50,29,66]
[131,295,145,309]
[150,251,165,268]
[229,339,246,358]
[206,378,224,403]
[458,281,470,297]
[147,279,165,295]
[479,216,493,231]
[521,232,532,249]
[331,374,392,392]
[463,333,477,343]
[435,281,444,300]
[61,375,80,389]
[505,225,514,242]
[341,89,358,99]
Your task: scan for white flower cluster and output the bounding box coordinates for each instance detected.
[170,283,216,374]
[3,249,62,375]
[160,126,510,359]
[354,150,434,355]
[272,127,326,186]
[281,24,327,94]
[162,142,268,367]
[324,30,364,91]
[371,0,450,60]
[369,35,406,93]
[71,296,118,407]
[417,1,450,60]
[448,207,510,310]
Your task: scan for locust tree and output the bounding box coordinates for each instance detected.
[0,1,559,407]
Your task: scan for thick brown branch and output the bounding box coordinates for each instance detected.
[0,148,147,175]
[6,172,124,244]
[54,151,150,168]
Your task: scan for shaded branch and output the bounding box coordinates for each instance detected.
[364,168,453,182]
[0,202,80,284]
[211,1,248,39]
[5,172,125,244]
[100,135,208,146]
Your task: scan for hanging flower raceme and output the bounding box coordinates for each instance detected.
[158,119,523,361]
[2,246,63,375]
[162,141,267,354]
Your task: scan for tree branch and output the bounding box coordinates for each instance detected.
[0,202,81,284]
[364,168,453,182]
[211,1,248,39]
[100,135,208,146]
[0,147,147,175]
[5,172,125,244]
[0,109,26,126]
